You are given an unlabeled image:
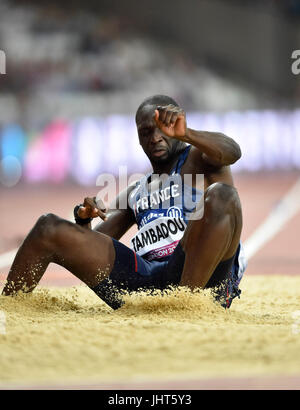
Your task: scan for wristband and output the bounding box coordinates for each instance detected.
[74,205,92,226]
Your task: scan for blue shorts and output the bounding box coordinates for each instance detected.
[92,239,242,310]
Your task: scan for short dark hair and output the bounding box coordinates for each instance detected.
[135,94,179,123]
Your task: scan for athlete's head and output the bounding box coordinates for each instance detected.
[136,95,183,165]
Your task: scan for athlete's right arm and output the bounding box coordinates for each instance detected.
[93,185,136,239]
[76,185,136,240]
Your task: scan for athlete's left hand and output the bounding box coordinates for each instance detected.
[154,105,187,140]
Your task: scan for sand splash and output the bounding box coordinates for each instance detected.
[0,275,300,387]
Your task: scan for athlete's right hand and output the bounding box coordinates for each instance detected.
[77,197,108,221]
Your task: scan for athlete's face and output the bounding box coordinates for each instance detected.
[136,105,179,164]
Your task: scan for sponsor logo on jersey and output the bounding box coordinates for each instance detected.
[167,206,183,218]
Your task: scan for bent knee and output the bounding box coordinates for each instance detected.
[35,212,60,229]
[204,183,241,215]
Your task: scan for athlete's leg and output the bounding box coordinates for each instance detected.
[180,182,242,289]
[2,213,115,295]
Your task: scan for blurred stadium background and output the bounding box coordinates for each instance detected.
[0,0,300,312]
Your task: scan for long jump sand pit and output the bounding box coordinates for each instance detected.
[0,274,300,389]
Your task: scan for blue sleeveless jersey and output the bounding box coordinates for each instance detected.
[128,144,247,283]
[128,145,203,261]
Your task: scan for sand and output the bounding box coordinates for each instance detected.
[0,275,300,388]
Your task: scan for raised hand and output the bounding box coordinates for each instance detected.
[154,104,187,140]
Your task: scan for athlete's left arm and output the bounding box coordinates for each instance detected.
[184,128,241,167]
[154,105,241,167]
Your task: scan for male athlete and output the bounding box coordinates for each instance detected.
[2,95,247,309]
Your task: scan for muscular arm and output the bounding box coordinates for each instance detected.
[154,105,241,168]
[154,105,241,190]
